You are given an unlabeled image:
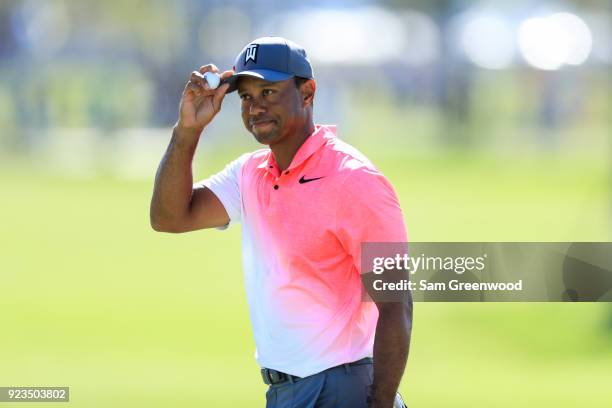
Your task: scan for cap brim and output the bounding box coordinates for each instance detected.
[224,69,294,93]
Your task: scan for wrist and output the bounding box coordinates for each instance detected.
[174,123,204,138]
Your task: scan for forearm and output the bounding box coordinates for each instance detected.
[370,301,412,407]
[150,125,202,229]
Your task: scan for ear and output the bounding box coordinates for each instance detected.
[301,79,316,107]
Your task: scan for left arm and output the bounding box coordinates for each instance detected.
[370,295,413,408]
[334,167,412,407]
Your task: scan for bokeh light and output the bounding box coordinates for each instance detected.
[460,13,515,70]
[518,12,593,70]
[277,7,406,64]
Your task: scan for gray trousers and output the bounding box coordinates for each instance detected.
[264,361,407,408]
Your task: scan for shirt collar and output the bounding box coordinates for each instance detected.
[256,124,337,172]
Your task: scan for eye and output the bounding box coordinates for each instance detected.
[262,89,275,97]
[239,94,251,101]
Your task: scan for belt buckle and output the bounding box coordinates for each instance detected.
[261,368,272,385]
[261,368,287,385]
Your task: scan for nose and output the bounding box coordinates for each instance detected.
[248,99,266,115]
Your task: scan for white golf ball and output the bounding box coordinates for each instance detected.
[203,72,221,89]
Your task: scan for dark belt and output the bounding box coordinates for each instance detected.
[261,357,373,385]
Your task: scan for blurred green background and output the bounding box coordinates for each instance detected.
[1,0,611,407]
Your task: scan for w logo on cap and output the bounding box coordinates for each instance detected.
[245,44,259,64]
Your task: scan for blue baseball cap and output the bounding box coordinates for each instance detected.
[224,36,314,93]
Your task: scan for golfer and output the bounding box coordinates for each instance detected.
[150,37,412,408]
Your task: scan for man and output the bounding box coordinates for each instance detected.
[150,36,412,408]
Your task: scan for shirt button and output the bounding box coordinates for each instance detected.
[273,185,279,190]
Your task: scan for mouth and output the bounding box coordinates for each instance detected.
[250,119,277,130]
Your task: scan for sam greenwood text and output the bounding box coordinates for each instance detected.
[373,280,523,291]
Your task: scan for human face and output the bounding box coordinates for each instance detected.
[237,76,304,145]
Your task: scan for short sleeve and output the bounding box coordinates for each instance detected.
[335,167,408,273]
[194,153,250,228]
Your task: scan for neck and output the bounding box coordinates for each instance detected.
[271,120,315,171]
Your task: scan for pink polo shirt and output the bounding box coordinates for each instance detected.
[197,124,407,377]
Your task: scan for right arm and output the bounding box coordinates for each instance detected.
[150,65,233,233]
